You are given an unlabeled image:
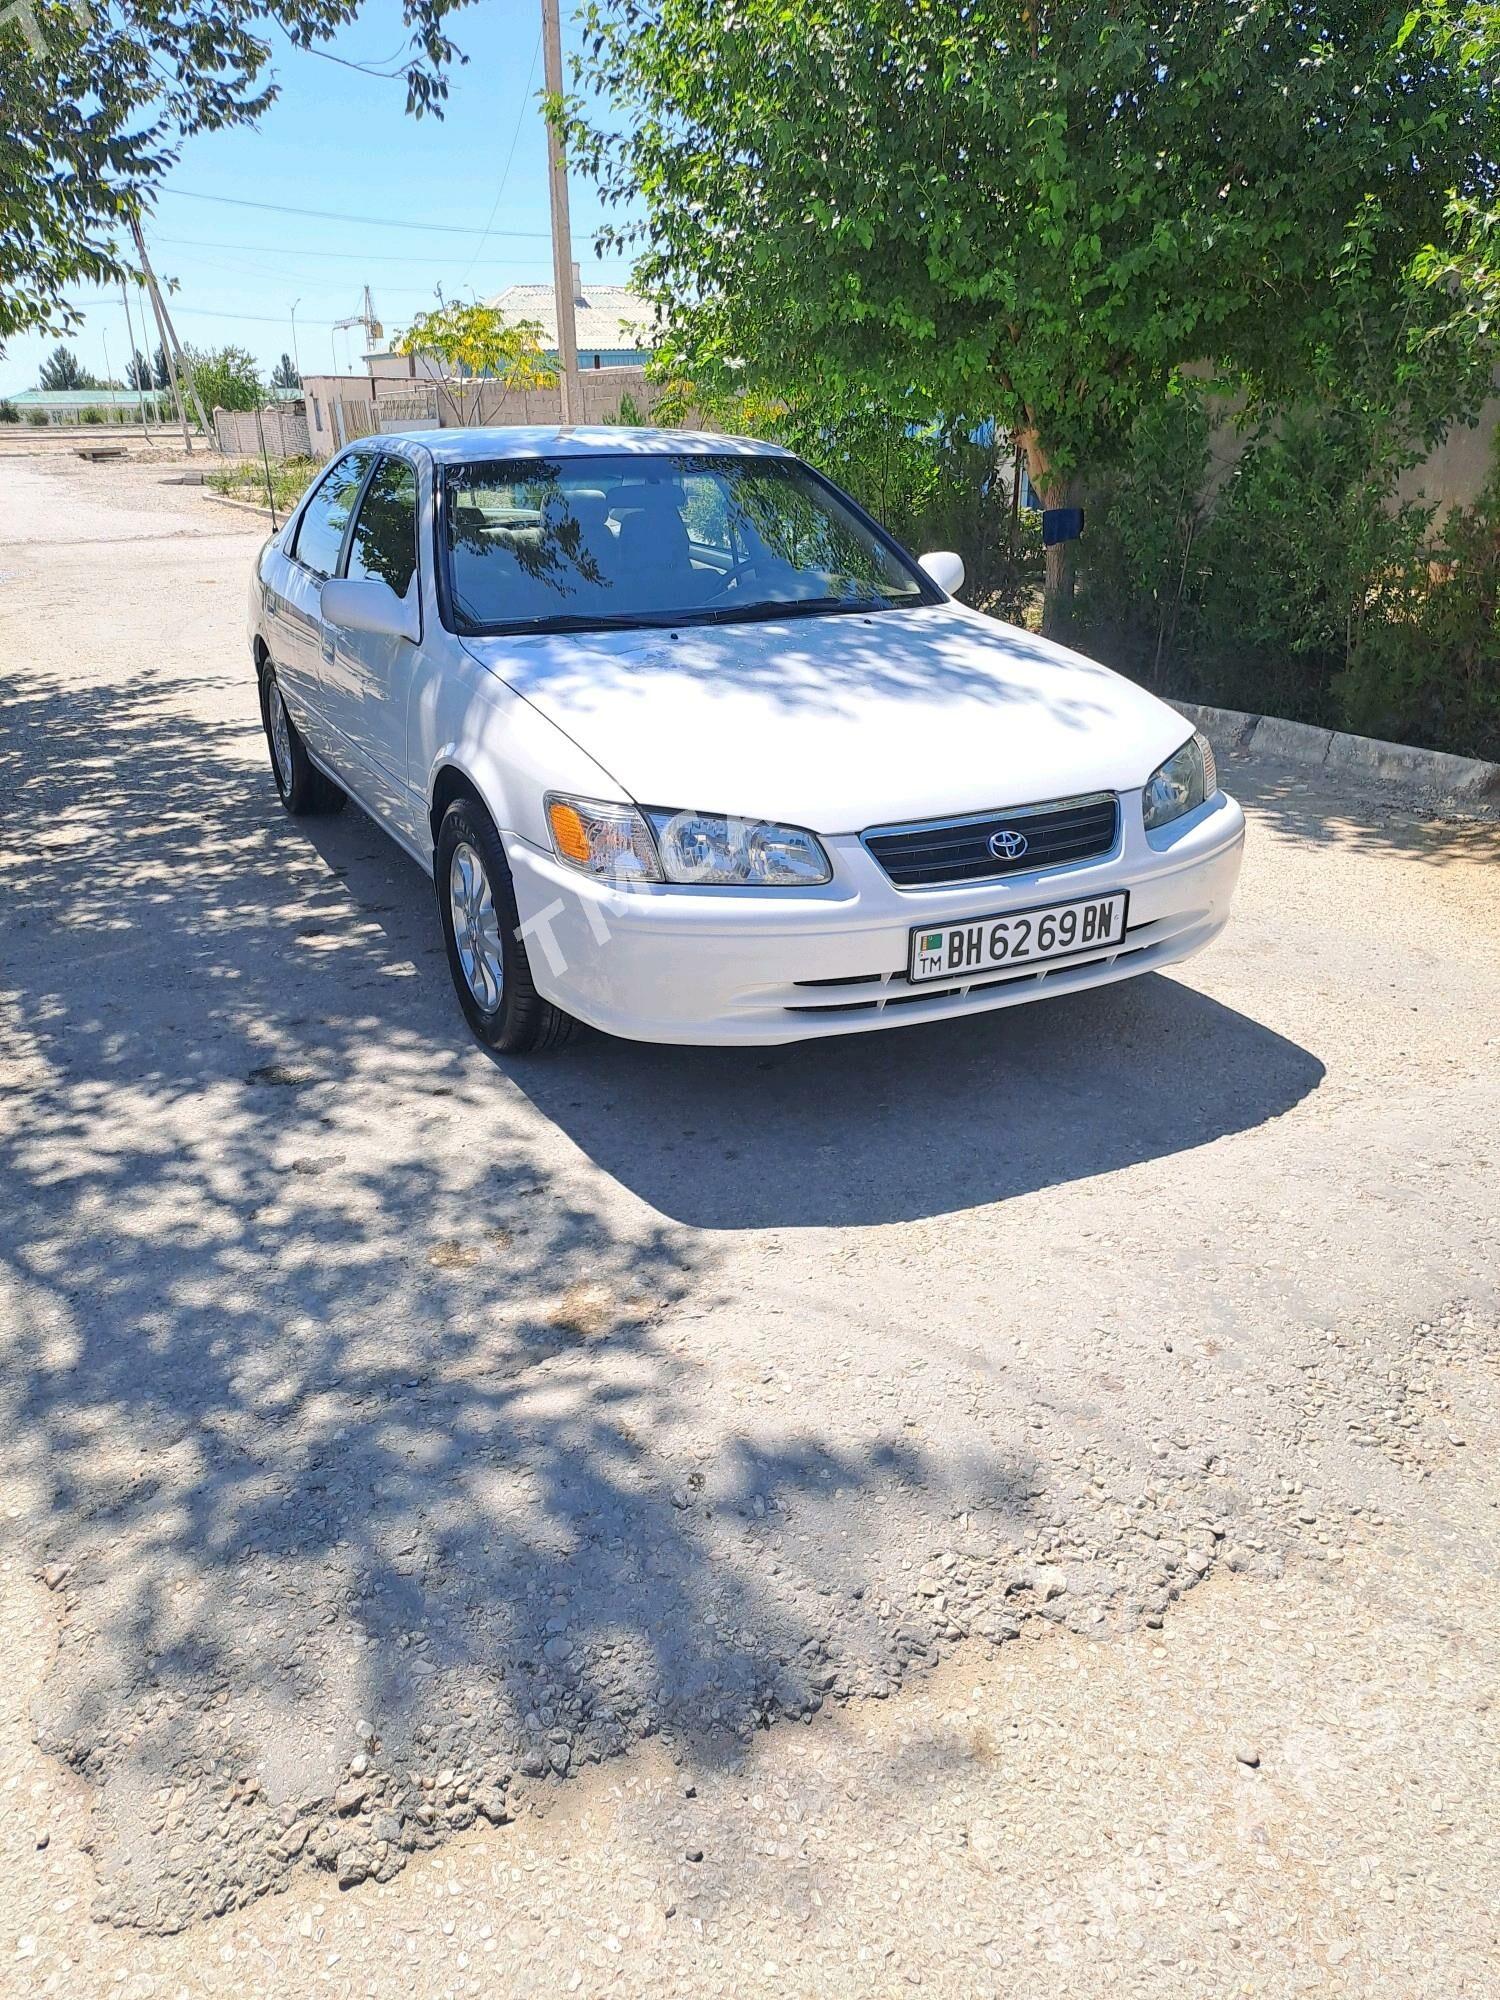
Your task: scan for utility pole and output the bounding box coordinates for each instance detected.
[101,325,115,422]
[290,299,302,383]
[130,218,191,452]
[541,0,582,425]
[120,277,153,438]
[129,215,217,451]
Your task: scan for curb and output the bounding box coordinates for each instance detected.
[201,489,276,522]
[1171,700,1500,806]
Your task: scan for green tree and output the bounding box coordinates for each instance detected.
[126,350,155,391]
[270,351,302,390]
[575,0,1498,629]
[395,303,557,423]
[0,0,476,348]
[1409,2,1500,357]
[37,344,98,391]
[183,344,263,413]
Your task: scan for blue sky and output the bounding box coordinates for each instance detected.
[4,0,640,394]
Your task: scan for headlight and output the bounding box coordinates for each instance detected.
[646,808,832,886]
[1142,731,1217,831]
[545,794,663,881]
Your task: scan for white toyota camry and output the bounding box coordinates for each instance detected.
[248,426,1244,1052]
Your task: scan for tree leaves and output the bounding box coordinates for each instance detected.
[573,0,1496,521]
[394,303,557,423]
[0,0,479,345]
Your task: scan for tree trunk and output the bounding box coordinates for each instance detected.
[1018,425,1083,638]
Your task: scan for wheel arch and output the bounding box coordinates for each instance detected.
[429,761,488,847]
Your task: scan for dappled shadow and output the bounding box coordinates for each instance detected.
[1,667,1043,1932]
[465,603,1137,828]
[1223,755,1500,869]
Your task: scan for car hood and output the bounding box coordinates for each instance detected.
[464,602,1194,832]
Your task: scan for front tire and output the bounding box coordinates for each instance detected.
[435,798,578,1053]
[259,663,345,816]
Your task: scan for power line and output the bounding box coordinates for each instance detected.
[157,187,555,239]
[462,29,544,287]
[150,232,623,272]
[61,297,358,328]
[156,246,442,300]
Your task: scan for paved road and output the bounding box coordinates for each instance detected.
[2,453,1496,1990]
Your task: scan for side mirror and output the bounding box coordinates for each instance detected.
[918,550,965,596]
[321,575,420,643]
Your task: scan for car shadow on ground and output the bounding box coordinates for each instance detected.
[290,792,1327,1234]
[502,975,1324,1229]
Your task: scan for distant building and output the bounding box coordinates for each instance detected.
[484,268,653,370]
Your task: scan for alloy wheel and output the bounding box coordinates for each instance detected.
[448,840,505,1010]
[269,684,294,793]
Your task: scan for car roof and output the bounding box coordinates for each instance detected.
[378,425,794,465]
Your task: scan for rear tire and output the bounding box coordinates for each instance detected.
[259,663,345,816]
[435,797,578,1053]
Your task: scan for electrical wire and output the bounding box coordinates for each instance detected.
[461,29,544,288]
[150,233,615,272]
[156,187,553,239]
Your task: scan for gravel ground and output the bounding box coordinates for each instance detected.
[2,453,1497,1992]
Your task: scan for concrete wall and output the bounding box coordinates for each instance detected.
[302,376,382,456]
[1196,380,1499,520]
[212,406,311,459]
[1397,393,1500,517]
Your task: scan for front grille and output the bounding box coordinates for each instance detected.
[862,792,1119,889]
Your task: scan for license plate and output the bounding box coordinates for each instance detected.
[908,890,1130,984]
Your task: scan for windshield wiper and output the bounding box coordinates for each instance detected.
[459,597,913,639]
[458,609,688,637]
[686,596,905,627]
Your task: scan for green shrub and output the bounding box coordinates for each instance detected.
[25,408,48,427]
[605,390,645,425]
[1071,392,1214,681]
[207,454,319,512]
[780,407,1044,624]
[1076,388,1500,760]
[1338,472,1500,758]
[0,399,17,423]
[80,406,104,425]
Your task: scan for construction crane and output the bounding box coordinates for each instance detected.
[331,286,383,371]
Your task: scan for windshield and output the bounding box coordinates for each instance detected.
[441,452,936,634]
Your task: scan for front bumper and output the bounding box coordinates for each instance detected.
[504,789,1247,1046]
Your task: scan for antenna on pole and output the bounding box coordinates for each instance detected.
[541,0,582,426]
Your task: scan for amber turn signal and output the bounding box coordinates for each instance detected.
[547,799,591,865]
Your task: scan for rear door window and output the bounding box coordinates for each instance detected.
[344,456,419,598]
[293,451,373,578]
